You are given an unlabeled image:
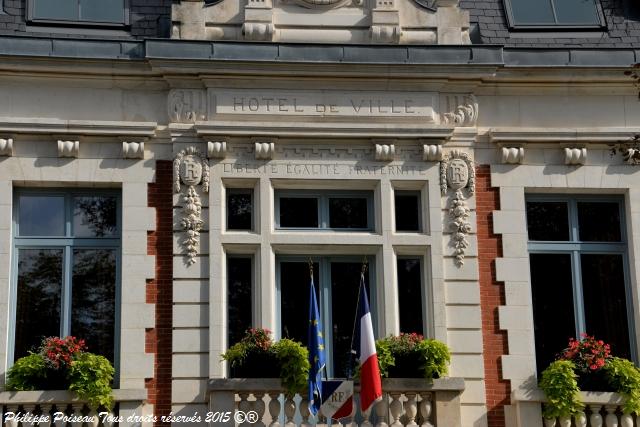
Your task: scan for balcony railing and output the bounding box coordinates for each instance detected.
[0,389,147,427]
[208,378,465,427]
[512,387,638,427]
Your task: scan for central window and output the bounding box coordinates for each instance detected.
[275,190,373,231]
[504,0,603,28]
[277,257,375,378]
[11,189,120,365]
[526,195,634,372]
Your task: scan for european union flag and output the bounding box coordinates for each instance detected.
[308,277,325,415]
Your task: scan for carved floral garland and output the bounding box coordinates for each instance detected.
[174,147,210,266]
[449,190,472,266]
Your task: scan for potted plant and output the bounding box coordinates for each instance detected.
[540,334,640,418]
[375,333,450,380]
[221,328,310,397]
[6,336,115,409]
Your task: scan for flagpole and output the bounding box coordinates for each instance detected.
[348,259,367,379]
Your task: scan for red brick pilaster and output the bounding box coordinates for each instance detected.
[476,165,511,427]
[147,160,173,427]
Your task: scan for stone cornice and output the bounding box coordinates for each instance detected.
[0,117,158,137]
[190,120,455,139]
[489,127,640,144]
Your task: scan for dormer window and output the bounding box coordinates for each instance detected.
[28,0,128,25]
[504,0,604,28]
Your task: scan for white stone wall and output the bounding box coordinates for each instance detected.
[0,137,158,402]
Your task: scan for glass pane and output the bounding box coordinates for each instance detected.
[228,258,253,346]
[555,0,600,24]
[71,249,116,362]
[32,0,78,20]
[526,201,570,241]
[280,262,319,344]
[581,254,632,360]
[530,253,576,372]
[395,192,420,232]
[509,0,555,24]
[397,259,423,335]
[19,195,65,236]
[15,249,63,360]
[73,196,118,237]
[279,197,318,228]
[331,262,370,378]
[227,191,253,231]
[578,202,622,242]
[80,0,124,22]
[328,197,368,229]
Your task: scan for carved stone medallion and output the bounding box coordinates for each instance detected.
[288,0,360,9]
[174,147,210,266]
[446,158,469,191]
[413,0,436,10]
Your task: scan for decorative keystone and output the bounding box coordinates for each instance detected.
[208,141,227,159]
[423,144,443,162]
[255,142,275,160]
[122,142,145,159]
[564,147,587,165]
[0,138,13,156]
[57,140,79,158]
[501,147,524,164]
[375,144,395,161]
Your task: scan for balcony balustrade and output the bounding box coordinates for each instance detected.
[208,378,465,427]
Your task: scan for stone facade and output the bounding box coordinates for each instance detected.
[0,2,640,427]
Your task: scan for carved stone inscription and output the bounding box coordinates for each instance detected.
[213,90,437,121]
[220,162,428,176]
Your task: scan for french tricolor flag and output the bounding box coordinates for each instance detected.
[356,276,382,413]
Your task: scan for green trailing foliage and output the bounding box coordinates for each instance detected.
[539,360,584,419]
[603,357,640,415]
[6,337,114,410]
[221,328,310,397]
[373,333,450,380]
[272,339,310,397]
[6,354,48,391]
[68,353,115,410]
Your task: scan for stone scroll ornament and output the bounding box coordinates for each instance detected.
[174,147,210,266]
[440,150,475,267]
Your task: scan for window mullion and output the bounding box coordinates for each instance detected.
[572,250,586,337]
[61,245,73,337]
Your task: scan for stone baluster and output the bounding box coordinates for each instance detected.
[575,411,587,427]
[361,407,373,427]
[283,396,296,427]
[299,399,312,427]
[268,392,281,427]
[53,405,68,427]
[590,405,604,427]
[418,393,433,427]
[543,418,556,427]
[5,405,19,427]
[605,406,619,427]
[252,392,267,427]
[39,404,53,427]
[316,407,328,427]
[238,393,252,427]
[374,396,389,427]
[405,393,418,427]
[23,404,37,427]
[102,410,116,427]
[389,393,403,427]
[87,409,100,427]
[620,413,634,427]
[70,404,84,427]
[558,416,571,427]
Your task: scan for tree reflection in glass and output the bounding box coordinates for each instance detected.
[71,249,116,362]
[15,249,63,359]
[73,196,117,237]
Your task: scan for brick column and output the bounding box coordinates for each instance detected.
[147,160,174,426]
[475,165,511,427]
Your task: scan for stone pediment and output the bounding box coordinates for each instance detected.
[172,0,469,45]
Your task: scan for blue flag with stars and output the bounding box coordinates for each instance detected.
[308,278,325,415]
